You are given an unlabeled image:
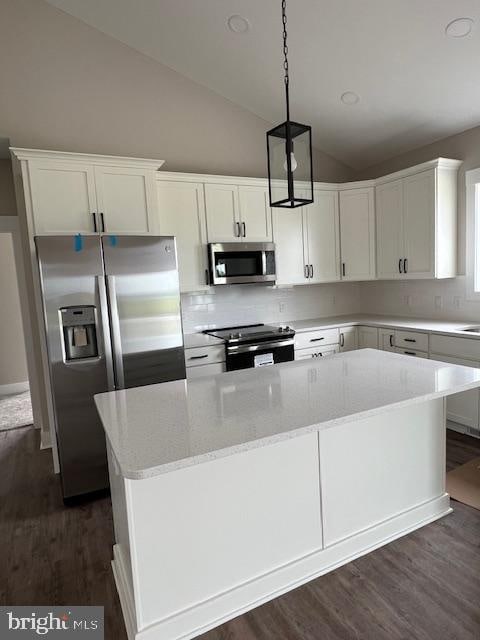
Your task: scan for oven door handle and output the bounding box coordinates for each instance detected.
[227,339,294,354]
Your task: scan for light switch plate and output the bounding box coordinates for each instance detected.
[434,296,443,310]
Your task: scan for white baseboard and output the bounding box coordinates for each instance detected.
[0,380,29,397]
[113,494,451,640]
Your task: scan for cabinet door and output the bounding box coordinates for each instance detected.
[28,160,97,234]
[339,326,357,352]
[378,328,396,351]
[204,183,240,242]
[305,190,340,283]
[339,188,376,281]
[430,353,480,430]
[94,166,157,233]
[156,181,208,292]
[403,170,435,278]
[376,180,404,279]
[238,185,272,242]
[272,208,308,285]
[358,326,378,349]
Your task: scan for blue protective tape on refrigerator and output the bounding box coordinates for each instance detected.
[74,234,83,252]
[109,235,118,247]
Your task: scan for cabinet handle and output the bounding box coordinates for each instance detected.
[404,351,416,356]
[205,269,210,286]
[92,212,98,233]
[242,222,246,237]
[398,258,403,274]
[389,334,394,347]
[404,338,416,343]
[235,222,240,237]
[342,262,346,277]
[340,333,344,347]
[100,212,105,232]
[310,337,325,342]
[404,258,408,273]
[304,264,309,279]
[189,354,209,360]
[309,264,314,278]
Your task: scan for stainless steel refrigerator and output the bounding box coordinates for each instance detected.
[35,235,186,499]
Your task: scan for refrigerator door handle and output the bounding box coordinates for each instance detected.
[106,275,125,389]
[96,275,115,391]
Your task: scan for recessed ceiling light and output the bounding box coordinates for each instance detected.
[227,15,250,34]
[445,17,474,38]
[341,91,360,106]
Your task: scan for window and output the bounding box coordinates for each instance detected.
[465,168,480,299]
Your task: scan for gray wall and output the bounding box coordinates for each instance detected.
[0,233,28,387]
[0,160,16,215]
[0,0,352,183]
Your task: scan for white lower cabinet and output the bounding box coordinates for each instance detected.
[358,326,379,349]
[295,346,339,360]
[185,344,226,379]
[395,348,428,359]
[430,351,480,434]
[186,362,226,379]
[339,326,357,352]
[378,328,396,351]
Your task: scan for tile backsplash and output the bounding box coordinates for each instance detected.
[359,277,480,322]
[181,282,361,333]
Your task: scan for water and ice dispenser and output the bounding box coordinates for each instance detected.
[60,306,98,362]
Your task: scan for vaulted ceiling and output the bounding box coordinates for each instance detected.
[45,0,480,170]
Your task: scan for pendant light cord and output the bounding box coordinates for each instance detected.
[282,0,290,121]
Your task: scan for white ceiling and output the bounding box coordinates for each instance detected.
[45,0,480,170]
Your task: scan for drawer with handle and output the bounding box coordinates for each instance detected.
[295,328,339,351]
[295,345,339,360]
[395,330,428,353]
[395,347,428,359]
[185,344,225,368]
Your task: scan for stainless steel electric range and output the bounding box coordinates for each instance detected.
[204,324,295,371]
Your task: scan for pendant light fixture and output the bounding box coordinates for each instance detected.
[267,0,313,208]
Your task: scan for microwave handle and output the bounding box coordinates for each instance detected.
[262,250,267,275]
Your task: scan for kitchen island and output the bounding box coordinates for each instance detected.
[94,349,480,640]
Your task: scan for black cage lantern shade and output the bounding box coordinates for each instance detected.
[267,0,314,208]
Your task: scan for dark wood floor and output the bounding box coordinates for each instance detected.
[1,427,479,640]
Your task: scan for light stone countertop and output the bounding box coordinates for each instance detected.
[273,314,480,337]
[184,332,224,349]
[95,349,480,480]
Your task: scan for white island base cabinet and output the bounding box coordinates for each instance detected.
[109,398,450,640]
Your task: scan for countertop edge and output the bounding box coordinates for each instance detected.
[106,378,480,480]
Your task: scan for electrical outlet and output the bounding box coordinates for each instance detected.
[453,296,461,309]
[434,296,443,310]
[405,295,412,306]
[278,301,286,314]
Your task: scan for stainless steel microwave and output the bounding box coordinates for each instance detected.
[208,242,276,285]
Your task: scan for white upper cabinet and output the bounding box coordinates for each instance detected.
[304,190,340,283]
[19,150,164,236]
[237,185,272,242]
[375,159,461,280]
[156,179,208,292]
[205,182,272,243]
[28,160,98,234]
[402,170,435,278]
[272,188,340,286]
[272,207,307,285]
[94,166,158,234]
[204,183,239,242]
[376,179,404,279]
[339,187,376,281]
